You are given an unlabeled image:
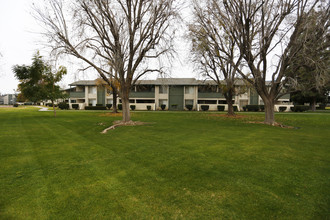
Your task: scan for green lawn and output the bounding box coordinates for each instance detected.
[0,107,329,219]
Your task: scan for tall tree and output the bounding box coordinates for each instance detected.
[189,1,244,116]
[13,52,67,117]
[34,0,178,122]
[286,7,330,111]
[209,0,320,124]
[13,53,46,104]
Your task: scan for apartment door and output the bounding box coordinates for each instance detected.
[169,85,184,110]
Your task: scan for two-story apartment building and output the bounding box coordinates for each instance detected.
[66,78,292,111]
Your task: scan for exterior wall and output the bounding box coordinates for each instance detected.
[155,86,169,110]
[183,86,197,110]
[67,79,292,112]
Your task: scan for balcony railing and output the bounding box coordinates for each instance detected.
[70,92,85,98]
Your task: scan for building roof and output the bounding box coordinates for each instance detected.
[69,78,253,86]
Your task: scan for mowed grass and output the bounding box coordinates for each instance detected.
[0,107,329,219]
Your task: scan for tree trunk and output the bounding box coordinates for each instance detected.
[227,97,235,116]
[226,92,235,116]
[112,90,118,113]
[310,98,316,111]
[52,100,56,117]
[264,99,275,125]
[121,92,131,122]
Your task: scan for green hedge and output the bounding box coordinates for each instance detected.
[279,106,287,112]
[118,104,122,110]
[161,104,166,110]
[106,104,112,109]
[72,104,79,110]
[201,105,209,111]
[130,105,136,110]
[96,104,103,107]
[233,106,238,112]
[13,104,19,107]
[291,105,309,112]
[85,106,107,110]
[217,105,225,111]
[147,105,151,110]
[246,105,260,111]
[186,105,193,111]
[58,102,69,110]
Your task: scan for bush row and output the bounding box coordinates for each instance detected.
[58,102,69,110]
[85,106,107,110]
[290,105,309,112]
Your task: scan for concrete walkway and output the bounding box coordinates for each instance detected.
[35,106,52,111]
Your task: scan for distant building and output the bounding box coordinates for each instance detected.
[65,78,292,111]
[1,94,17,105]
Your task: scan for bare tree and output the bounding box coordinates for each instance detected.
[286,6,330,111]
[189,1,245,116]
[34,0,178,122]
[210,0,320,125]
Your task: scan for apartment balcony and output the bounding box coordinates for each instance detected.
[130,91,155,98]
[70,92,85,98]
[198,93,225,98]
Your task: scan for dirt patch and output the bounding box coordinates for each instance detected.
[246,121,295,129]
[210,114,248,119]
[101,120,154,134]
[99,112,123,117]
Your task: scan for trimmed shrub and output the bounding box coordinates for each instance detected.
[246,105,259,112]
[161,104,166,110]
[58,102,69,110]
[85,106,107,110]
[72,104,79,110]
[316,104,326,110]
[291,105,309,112]
[233,106,238,112]
[130,105,136,110]
[147,105,151,111]
[106,104,112,109]
[118,104,122,110]
[201,105,209,111]
[217,105,225,111]
[186,105,193,111]
[96,104,103,107]
[259,105,265,112]
[13,103,19,107]
[89,104,92,106]
[24,102,33,105]
[279,106,287,112]
[243,106,247,111]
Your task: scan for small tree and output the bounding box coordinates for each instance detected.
[13,52,67,117]
[42,65,67,117]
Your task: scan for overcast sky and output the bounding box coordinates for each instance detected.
[0,0,195,95]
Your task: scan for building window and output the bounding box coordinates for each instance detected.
[159,85,168,94]
[159,99,168,107]
[185,86,194,94]
[70,99,77,103]
[119,99,135,103]
[198,85,218,93]
[185,99,194,105]
[136,85,155,92]
[136,99,155,103]
[89,86,97,94]
[198,100,217,104]
[88,99,96,106]
[218,100,235,104]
